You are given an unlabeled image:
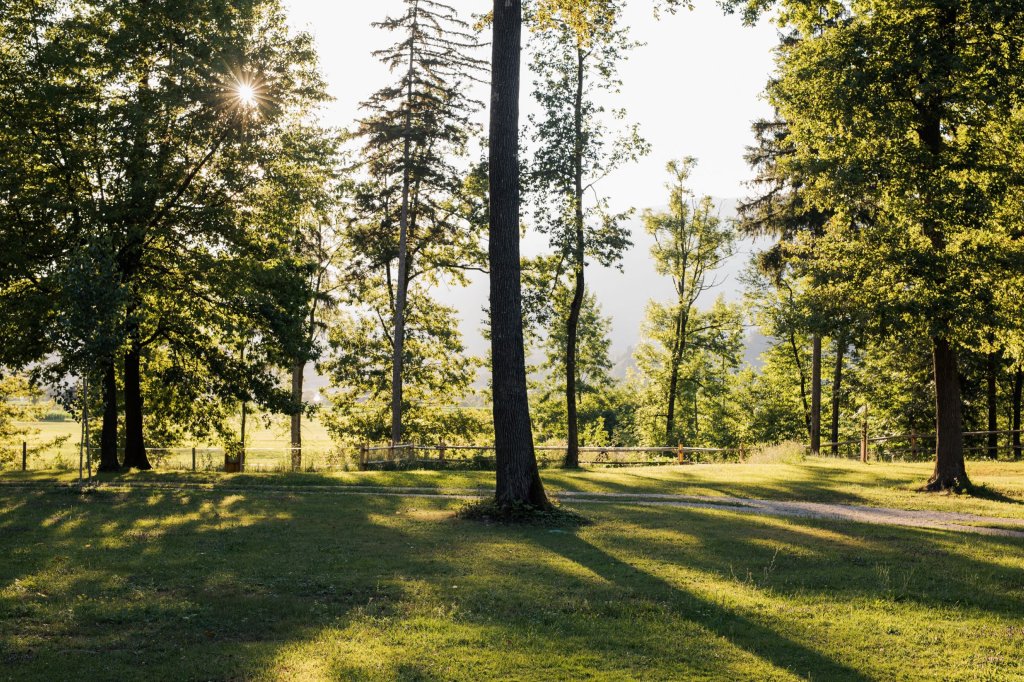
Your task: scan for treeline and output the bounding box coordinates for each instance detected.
[2,0,1023,497]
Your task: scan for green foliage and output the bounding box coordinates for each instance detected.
[631,159,741,448]
[322,283,483,445]
[0,0,337,455]
[529,286,620,445]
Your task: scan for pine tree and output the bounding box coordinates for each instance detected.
[354,0,487,447]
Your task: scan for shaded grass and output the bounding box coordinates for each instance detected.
[1,484,1022,680]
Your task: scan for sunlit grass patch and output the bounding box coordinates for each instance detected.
[0,486,1021,680]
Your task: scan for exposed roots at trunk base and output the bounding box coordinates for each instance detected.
[924,473,972,493]
[457,499,589,527]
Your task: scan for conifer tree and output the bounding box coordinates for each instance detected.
[354,0,487,447]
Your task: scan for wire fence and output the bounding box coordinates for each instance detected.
[816,429,1023,462]
[356,443,745,470]
[4,426,1022,473]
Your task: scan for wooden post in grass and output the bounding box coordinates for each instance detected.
[439,440,446,463]
[22,441,27,471]
[677,442,685,464]
[192,447,197,472]
[359,443,367,470]
[860,422,868,463]
[910,430,918,459]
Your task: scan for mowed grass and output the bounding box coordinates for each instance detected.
[6,458,1024,520]
[1,481,1022,681]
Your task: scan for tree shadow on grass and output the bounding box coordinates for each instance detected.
[530,525,873,681]
[590,504,1024,620]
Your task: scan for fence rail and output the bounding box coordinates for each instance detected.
[5,428,1022,473]
[357,442,744,470]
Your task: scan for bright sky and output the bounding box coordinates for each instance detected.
[283,0,780,359]
[284,0,778,202]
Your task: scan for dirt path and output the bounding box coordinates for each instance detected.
[3,481,1023,538]
[556,491,1024,538]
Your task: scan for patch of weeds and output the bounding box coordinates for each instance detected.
[456,499,590,527]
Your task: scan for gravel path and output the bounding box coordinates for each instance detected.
[557,491,1024,538]
[3,481,1023,538]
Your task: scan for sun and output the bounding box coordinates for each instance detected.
[221,71,266,116]
[236,82,257,108]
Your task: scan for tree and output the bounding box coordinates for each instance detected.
[738,115,838,456]
[250,124,346,470]
[530,284,617,447]
[322,282,480,446]
[0,0,330,469]
[355,0,486,447]
[488,0,549,508]
[526,0,646,466]
[638,159,734,446]
[729,0,1024,489]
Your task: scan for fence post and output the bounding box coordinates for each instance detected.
[860,423,869,463]
[359,443,367,470]
[910,430,918,459]
[22,441,27,471]
[192,446,197,472]
[438,440,446,463]
[677,442,685,464]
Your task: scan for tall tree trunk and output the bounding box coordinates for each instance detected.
[563,47,586,469]
[390,6,417,447]
[97,356,120,473]
[1013,369,1022,460]
[830,337,845,456]
[564,264,584,467]
[122,340,150,470]
[98,359,120,472]
[789,332,811,438]
[927,337,969,491]
[986,351,998,459]
[810,334,822,456]
[489,0,547,508]
[290,361,303,470]
[665,313,684,445]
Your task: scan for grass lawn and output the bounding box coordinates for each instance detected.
[1,466,1023,680]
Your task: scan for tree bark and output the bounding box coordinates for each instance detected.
[1013,369,1022,460]
[788,331,811,438]
[563,47,586,469]
[810,334,822,456]
[122,341,150,470]
[927,337,969,490]
[98,359,120,472]
[665,312,684,445]
[986,351,998,459]
[391,4,418,447]
[290,361,303,470]
[489,0,548,508]
[830,337,845,457]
